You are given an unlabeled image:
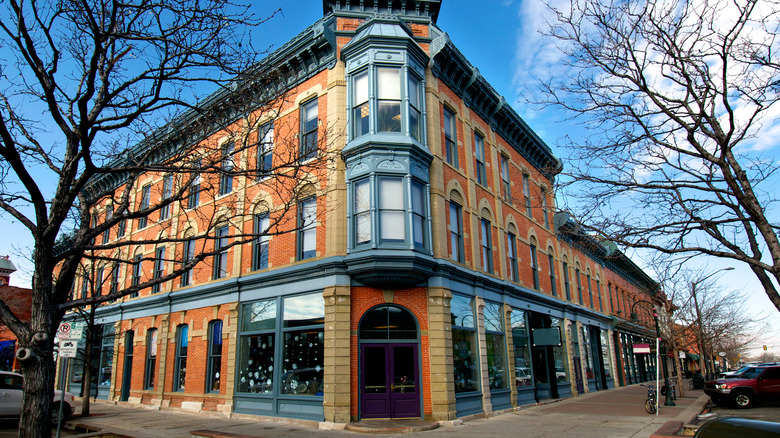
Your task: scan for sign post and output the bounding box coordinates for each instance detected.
[55,321,84,438]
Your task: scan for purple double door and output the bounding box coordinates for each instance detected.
[360,343,420,419]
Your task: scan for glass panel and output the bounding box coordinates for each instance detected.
[99,347,113,386]
[354,70,369,104]
[281,329,324,395]
[486,333,508,390]
[450,295,475,328]
[377,68,400,99]
[393,346,416,393]
[551,318,569,382]
[484,302,503,333]
[354,103,370,138]
[237,333,275,393]
[359,306,417,340]
[600,330,612,380]
[379,178,403,209]
[355,179,371,244]
[364,347,387,394]
[380,211,404,241]
[512,310,532,388]
[241,299,277,332]
[452,329,479,393]
[283,293,325,327]
[378,101,401,132]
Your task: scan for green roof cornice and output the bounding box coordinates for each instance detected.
[323,0,441,24]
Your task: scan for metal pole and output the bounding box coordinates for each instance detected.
[691,283,707,380]
[55,357,68,438]
[653,310,676,406]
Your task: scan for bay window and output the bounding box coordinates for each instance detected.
[379,178,404,243]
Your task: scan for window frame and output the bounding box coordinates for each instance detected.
[253,213,270,270]
[443,106,458,168]
[173,324,188,392]
[144,329,157,390]
[151,246,165,294]
[180,238,195,287]
[257,122,274,178]
[206,320,223,393]
[548,253,557,297]
[475,131,486,186]
[522,174,532,217]
[213,225,229,279]
[298,197,317,260]
[501,155,511,201]
[507,232,519,282]
[530,244,540,290]
[449,202,464,263]
[138,184,151,229]
[480,218,493,273]
[160,174,173,220]
[219,142,234,196]
[300,98,318,161]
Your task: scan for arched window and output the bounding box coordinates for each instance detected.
[359,305,418,340]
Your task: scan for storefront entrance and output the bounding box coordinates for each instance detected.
[358,305,420,419]
[360,343,420,418]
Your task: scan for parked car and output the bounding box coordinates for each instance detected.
[0,371,75,425]
[703,365,780,408]
[515,367,532,388]
[719,366,752,379]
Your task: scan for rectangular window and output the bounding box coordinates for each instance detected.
[174,325,188,391]
[213,226,229,279]
[301,99,318,160]
[411,180,426,248]
[501,155,511,201]
[257,123,274,177]
[160,174,173,220]
[377,68,401,133]
[144,329,157,390]
[253,214,270,270]
[188,160,201,209]
[298,198,317,260]
[480,218,493,273]
[548,254,557,297]
[444,107,458,168]
[117,218,126,238]
[354,179,371,246]
[102,205,113,244]
[576,268,583,305]
[379,178,404,243]
[541,188,550,229]
[110,263,119,295]
[281,293,325,396]
[530,244,540,289]
[451,294,479,393]
[596,280,603,312]
[219,142,234,196]
[138,184,151,229]
[484,302,508,390]
[151,247,165,294]
[475,132,486,185]
[206,320,223,393]
[507,233,519,282]
[80,274,88,299]
[523,174,532,217]
[563,262,571,301]
[180,239,195,287]
[352,70,369,138]
[511,310,532,388]
[449,203,464,262]
[131,254,142,298]
[94,268,104,297]
[587,274,593,308]
[408,74,422,141]
[608,283,614,314]
[98,325,115,387]
[237,298,276,394]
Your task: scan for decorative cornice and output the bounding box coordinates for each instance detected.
[429,34,563,180]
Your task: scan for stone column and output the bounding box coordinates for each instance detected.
[323,285,351,424]
[427,287,456,420]
[474,296,492,414]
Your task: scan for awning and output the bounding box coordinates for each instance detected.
[687,353,700,361]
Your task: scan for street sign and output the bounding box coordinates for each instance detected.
[56,322,71,340]
[58,340,78,358]
[69,321,84,339]
[718,352,727,357]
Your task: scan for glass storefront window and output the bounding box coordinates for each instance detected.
[237,292,324,397]
[551,318,569,383]
[600,330,612,381]
[237,333,275,394]
[98,324,115,387]
[451,294,479,393]
[511,310,532,388]
[484,302,507,390]
[581,326,594,380]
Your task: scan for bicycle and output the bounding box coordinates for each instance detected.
[640,384,657,414]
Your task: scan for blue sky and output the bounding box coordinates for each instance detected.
[2,0,778,357]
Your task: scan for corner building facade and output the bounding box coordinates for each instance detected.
[64,0,663,424]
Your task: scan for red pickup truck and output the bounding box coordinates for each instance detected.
[703,365,780,408]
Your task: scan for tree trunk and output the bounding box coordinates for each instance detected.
[80,313,96,417]
[16,335,55,438]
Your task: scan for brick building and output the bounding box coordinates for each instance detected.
[0,256,32,371]
[61,0,662,424]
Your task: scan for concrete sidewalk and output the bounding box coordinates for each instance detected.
[62,384,708,438]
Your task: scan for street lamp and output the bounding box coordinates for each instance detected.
[691,267,735,381]
[631,299,675,407]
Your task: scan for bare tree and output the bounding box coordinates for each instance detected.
[0,2,337,437]
[534,0,780,312]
